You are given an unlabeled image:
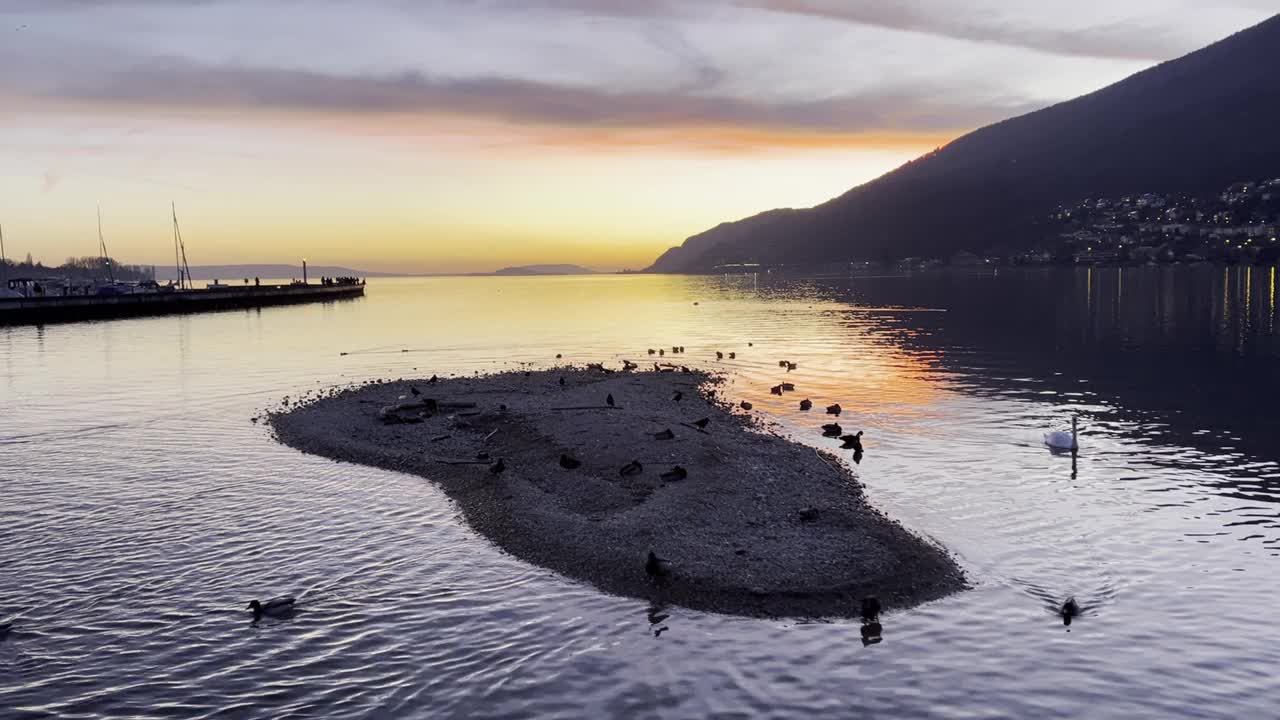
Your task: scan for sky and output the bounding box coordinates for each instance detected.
[0,1,1274,274]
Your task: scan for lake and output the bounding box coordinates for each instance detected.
[3,267,1278,719]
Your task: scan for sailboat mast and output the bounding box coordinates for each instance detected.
[172,202,182,289]
[0,223,7,286]
[172,203,191,290]
[97,205,115,283]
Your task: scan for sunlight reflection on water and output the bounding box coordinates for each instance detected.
[2,268,1279,719]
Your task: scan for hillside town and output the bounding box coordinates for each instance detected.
[1038,178,1280,266]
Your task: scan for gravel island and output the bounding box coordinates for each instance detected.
[271,368,965,618]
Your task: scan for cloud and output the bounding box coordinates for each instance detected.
[739,0,1194,61]
[5,50,1040,136]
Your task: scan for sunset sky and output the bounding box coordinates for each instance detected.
[1,1,1273,274]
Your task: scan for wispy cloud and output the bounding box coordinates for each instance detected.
[739,0,1194,61]
[3,47,1040,136]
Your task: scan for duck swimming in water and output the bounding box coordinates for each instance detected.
[1061,597,1081,626]
[248,597,296,620]
[799,399,813,411]
[716,351,724,360]
[840,431,864,451]
[740,401,753,411]
[826,403,842,416]
[822,423,842,437]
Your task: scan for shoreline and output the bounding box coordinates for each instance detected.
[270,367,965,619]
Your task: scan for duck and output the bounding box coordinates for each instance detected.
[1061,597,1081,626]
[660,466,688,481]
[410,386,421,396]
[659,349,665,356]
[740,401,753,411]
[559,376,565,386]
[620,460,643,476]
[606,393,615,407]
[1045,415,1079,452]
[861,596,881,622]
[781,382,795,392]
[556,353,563,359]
[728,352,736,359]
[840,431,864,451]
[716,351,724,360]
[799,399,813,411]
[672,391,683,402]
[822,423,842,437]
[648,349,656,355]
[248,596,296,620]
[645,551,672,578]
[559,454,581,470]
[778,360,789,368]
[826,403,842,416]
[786,362,797,372]
[770,385,783,396]
[672,346,680,354]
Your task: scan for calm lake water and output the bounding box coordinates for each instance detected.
[3,268,1279,719]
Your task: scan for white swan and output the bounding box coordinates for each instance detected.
[1044,416,1079,451]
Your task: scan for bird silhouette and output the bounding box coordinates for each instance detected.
[692,417,710,429]
[660,466,688,481]
[428,375,439,383]
[659,349,665,356]
[489,458,506,475]
[653,428,676,440]
[556,353,562,359]
[606,393,615,407]
[840,431,864,451]
[559,376,565,386]
[770,385,783,396]
[646,551,672,578]
[560,454,581,469]
[716,351,724,360]
[786,362,797,371]
[728,352,736,359]
[620,459,643,476]
[740,401,753,410]
[672,391,683,402]
[778,361,788,368]
[248,597,296,621]
[410,386,421,396]
[799,399,813,411]
[822,423,842,437]
[648,349,656,355]
[1061,597,1081,626]
[781,382,795,392]
[826,403,842,416]
[861,596,881,622]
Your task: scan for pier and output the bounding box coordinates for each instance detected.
[0,282,365,326]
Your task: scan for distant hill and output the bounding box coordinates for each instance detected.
[492,264,596,276]
[648,14,1280,272]
[154,264,393,281]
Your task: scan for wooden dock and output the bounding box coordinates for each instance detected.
[0,283,365,326]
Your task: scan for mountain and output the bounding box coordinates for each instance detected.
[492,264,596,276]
[648,14,1280,272]
[154,264,393,281]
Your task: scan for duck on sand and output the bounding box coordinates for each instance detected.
[271,368,964,619]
